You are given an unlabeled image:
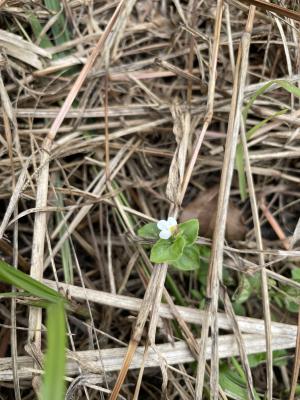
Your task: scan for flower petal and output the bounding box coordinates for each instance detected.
[159,230,171,240]
[157,220,168,231]
[166,217,177,228]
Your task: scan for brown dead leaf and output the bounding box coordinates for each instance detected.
[180,186,246,241]
[166,101,190,206]
[0,28,51,69]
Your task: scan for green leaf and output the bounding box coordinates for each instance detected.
[220,368,249,400]
[248,352,266,368]
[284,295,299,313]
[0,260,64,304]
[232,276,252,305]
[220,362,260,400]
[171,244,200,271]
[138,222,160,239]
[42,301,66,400]
[248,350,288,368]
[232,302,246,316]
[292,268,300,282]
[150,237,185,263]
[178,219,199,245]
[273,349,288,367]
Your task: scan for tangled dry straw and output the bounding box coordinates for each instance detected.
[0,1,300,399]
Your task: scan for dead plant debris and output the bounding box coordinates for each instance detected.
[0,0,300,399]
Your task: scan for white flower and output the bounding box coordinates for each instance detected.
[157,217,177,240]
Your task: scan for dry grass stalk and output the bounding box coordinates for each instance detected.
[240,119,275,398]
[0,333,296,382]
[45,279,297,338]
[240,0,300,22]
[0,29,50,69]
[2,100,21,399]
[222,287,256,399]
[288,308,300,400]
[27,1,126,392]
[205,6,256,399]
[44,139,137,268]
[260,200,290,250]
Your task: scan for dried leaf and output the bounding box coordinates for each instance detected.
[0,28,51,69]
[166,101,190,204]
[180,186,246,241]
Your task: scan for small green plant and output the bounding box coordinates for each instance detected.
[138,217,201,271]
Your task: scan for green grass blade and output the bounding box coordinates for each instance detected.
[55,176,73,284]
[165,273,186,306]
[243,81,273,122]
[44,0,70,46]
[236,108,288,200]
[0,291,32,299]
[220,369,249,400]
[0,293,53,310]
[42,301,66,400]
[237,79,300,200]
[236,146,248,201]
[0,260,64,304]
[243,79,300,122]
[272,80,300,100]
[220,361,260,400]
[244,108,288,142]
[28,14,53,48]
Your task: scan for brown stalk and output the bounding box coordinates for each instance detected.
[3,108,21,400]
[109,264,166,400]
[260,200,290,250]
[186,0,198,105]
[239,0,300,22]
[240,120,274,399]
[180,0,223,204]
[155,58,207,91]
[104,73,110,181]
[205,6,256,399]
[222,286,256,400]
[187,1,224,397]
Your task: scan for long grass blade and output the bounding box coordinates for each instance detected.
[0,260,64,304]
[41,301,66,400]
